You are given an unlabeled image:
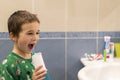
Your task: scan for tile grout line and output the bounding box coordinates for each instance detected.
[96,0,100,54]
[65,0,68,79]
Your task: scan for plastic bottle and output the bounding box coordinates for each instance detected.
[104,36,111,59]
[109,42,114,58]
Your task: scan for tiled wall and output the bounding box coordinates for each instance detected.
[1,0,120,32]
[0,32,120,80]
[1,1,120,80]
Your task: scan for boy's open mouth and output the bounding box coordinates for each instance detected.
[28,44,34,49]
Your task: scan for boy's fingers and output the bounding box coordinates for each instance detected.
[36,71,47,79]
[36,69,47,76]
[34,65,43,72]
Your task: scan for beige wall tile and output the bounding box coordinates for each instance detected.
[34,0,66,32]
[116,6,120,30]
[98,0,120,31]
[67,0,97,31]
[0,0,120,32]
[0,0,33,32]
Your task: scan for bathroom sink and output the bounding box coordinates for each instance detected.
[80,58,120,66]
[78,63,120,80]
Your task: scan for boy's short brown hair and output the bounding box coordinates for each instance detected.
[8,10,40,37]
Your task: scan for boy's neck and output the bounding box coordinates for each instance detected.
[12,49,32,59]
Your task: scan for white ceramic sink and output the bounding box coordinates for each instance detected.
[80,58,120,66]
[78,63,120,80]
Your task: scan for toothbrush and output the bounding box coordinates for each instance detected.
[104,50,107,62]
[85,53,93,61]
[92,54,102,60]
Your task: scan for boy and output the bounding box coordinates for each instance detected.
[0,10,49,80]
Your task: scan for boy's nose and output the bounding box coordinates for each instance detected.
[32,35,39,41]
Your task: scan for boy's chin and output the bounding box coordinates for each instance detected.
[26,50,33,54]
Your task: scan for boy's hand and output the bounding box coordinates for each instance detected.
[32,65,47,80]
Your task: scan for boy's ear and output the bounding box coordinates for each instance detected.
[9,32,16,41]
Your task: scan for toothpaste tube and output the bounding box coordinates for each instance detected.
[104,36,111,54]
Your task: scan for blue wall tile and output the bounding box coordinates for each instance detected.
[0,32,9,39]
[67,32,97,38]
[34,39,65,80]
[0,32,120,80]
[98,31,120,37]
[67,39,97,80]
[0,40,13,63]
[40,32,65,38]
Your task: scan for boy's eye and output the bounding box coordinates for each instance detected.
[27,33,33,35]
[27,32,39,35]
[36,32,40,35]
